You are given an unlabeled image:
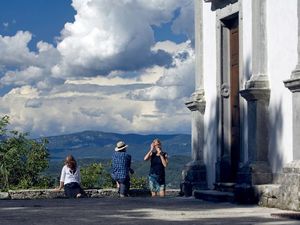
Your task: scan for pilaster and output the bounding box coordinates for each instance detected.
[181,0,207,195]
[236,0,272,192]
[284,0,300,160]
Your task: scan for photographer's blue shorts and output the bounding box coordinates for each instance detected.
[148,174,165,192]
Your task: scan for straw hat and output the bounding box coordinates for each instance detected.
[115,141,128,151]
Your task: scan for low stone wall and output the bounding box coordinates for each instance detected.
[255,161,300,211]
[0,188,180,200]
[254,185,281,209]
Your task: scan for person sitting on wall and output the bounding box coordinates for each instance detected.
[54,155,85,198]
[111,141,134,197]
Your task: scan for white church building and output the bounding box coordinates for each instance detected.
[183,0,300,209]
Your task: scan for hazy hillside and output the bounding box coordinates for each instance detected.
[45,130,191,161]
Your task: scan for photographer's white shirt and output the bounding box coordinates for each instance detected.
[60,165,81,185]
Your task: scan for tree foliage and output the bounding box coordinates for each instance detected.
[130,176,148,189]
[80,162,113,188]
[80,161,148,189]
[0,116,50,190]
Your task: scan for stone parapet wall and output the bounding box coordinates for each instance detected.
[0,188,180,200]
[254,185,281,209]
[256,183,300,211]
[255,161,300,211]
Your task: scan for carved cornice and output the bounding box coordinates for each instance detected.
[185,89,206,113]
[245,75,270,89]
[203,0,238,11]
[284,77,300,93]
[240,88,270,103]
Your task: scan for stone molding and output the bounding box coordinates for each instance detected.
[284,77,300,93]
[203,0,238,11]
[245,76,270,89]
[240,88,270,103]
[281,160,300,174]
[185,90,206,113]
[291,68,300,79]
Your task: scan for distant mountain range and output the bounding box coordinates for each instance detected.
[45,130,192,161]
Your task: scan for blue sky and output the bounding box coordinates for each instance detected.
[0,0,188,50]
[0,0,195,137]
[0,0,75,50]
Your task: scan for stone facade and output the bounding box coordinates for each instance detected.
[187,0,300,210]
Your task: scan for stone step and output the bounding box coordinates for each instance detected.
[194,190,235,203]
[214,182,236,192]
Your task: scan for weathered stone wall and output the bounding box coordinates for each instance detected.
[255,161,300,211]
[0,189,180,200]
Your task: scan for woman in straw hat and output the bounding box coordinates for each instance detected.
[111,141,134,197]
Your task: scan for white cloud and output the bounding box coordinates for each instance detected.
[172,1,195,43]
[0,31,36,68]
[25,98,43,108]
[0,0,194,136]
[128,41,195,101]
[0,33,61,90]
[53,0,194,78]
[1,66,45,86]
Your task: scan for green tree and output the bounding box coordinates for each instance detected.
[130,176,148,189]
[0,116,50,190]
[80,162,113,188]
[80,162,148,189]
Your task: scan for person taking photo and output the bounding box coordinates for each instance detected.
[144,139,168,197]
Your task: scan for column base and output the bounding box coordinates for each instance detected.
[234,161,272,204]
[215,156,233,183]
[180,160,207,196]
[236,161,273,185]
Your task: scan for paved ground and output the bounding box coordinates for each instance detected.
[0,197,299,225]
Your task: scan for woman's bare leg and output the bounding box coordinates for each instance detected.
[151,192,157,197]
[159,190,165,197]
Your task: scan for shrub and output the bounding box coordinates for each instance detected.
[0,116,50,190]
[80,162,113,188]
[80,162,148,189]
[130,176,148,189]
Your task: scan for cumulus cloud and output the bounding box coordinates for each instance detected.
[172,1,195,44]
[0,0,195,136]
[25,98,43,108]
[128,41,195,101]
[54,0,193,78]
[0,31,36,69]
[0,33,62,90]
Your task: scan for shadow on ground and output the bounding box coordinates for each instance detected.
[0,197,298,225]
